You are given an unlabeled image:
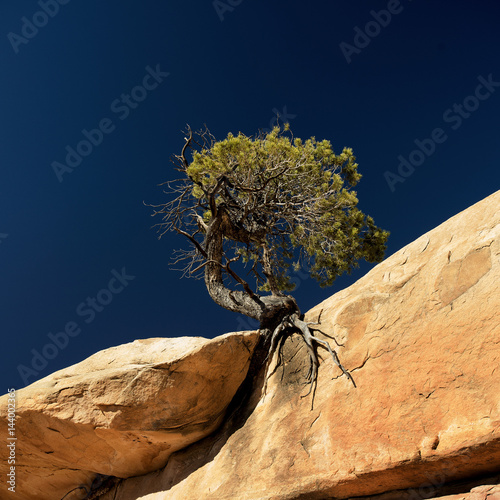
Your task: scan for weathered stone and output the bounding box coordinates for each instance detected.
[0,331,259,500]
[98,190,500,499]
[348,478,500,499]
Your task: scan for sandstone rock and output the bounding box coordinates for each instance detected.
[98,190,500,499]
[0,331,259,500]
[435,484,500,500]
[347,475,500,499]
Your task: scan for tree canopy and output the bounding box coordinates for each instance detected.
[152,124,388,304]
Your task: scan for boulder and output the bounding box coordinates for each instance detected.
[0,331,259,500]
[98,190,500,499]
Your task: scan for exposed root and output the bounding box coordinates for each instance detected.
[263,311,356,409]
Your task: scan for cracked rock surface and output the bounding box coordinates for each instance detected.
[0,331,259,500]
[99,190,499,499]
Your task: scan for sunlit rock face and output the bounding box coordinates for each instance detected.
[0,331,259,500]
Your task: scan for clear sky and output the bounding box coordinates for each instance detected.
[1,1,499,389]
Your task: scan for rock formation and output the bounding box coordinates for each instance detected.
[0,332,259,499]
[1,190,499,499]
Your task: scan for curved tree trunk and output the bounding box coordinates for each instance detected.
[204,212,299,328]
[204,215,264,320]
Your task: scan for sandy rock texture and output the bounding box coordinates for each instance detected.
[0,331,259,500]
[98,190,499,499]
[348,476,500,499]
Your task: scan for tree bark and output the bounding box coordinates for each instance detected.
[204,211,299,327]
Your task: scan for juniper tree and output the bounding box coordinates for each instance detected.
[149,124,388,400]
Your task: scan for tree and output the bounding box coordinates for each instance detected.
[149,124,389,402]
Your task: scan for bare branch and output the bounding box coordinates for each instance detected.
[173,227,207,259]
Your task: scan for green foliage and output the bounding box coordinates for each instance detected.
[180,126,389,291]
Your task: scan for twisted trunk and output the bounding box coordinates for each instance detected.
[204,209,299,328]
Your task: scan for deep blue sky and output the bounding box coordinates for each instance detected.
[1,1,499,389]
